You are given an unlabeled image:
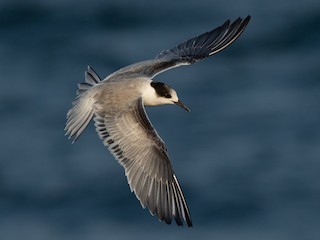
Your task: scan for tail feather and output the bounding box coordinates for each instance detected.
[86,66,101,84]
[65,66,101,142]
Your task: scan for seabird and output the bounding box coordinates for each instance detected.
[65,16,251,227]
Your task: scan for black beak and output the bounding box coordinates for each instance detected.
[175,100,191,112]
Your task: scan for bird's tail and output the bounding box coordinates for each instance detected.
[65,66,102,143]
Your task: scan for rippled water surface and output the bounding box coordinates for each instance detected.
[1,0,320,239]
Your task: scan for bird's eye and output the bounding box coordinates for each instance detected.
[165,93,171,98]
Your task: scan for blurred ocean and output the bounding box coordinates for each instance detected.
[1,0,320,239]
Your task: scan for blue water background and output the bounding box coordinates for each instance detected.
[1,0,320,239]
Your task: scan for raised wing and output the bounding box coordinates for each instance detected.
[94,98,192,226]
[105,16,250,81]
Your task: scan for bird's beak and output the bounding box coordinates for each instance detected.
[175,99,191,112]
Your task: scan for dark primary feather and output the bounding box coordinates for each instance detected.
[156,16,250,60]
[104,16,250,81]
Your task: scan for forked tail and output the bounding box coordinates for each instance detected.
[65,66,101,142]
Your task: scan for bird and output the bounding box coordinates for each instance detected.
[65,16,251,227]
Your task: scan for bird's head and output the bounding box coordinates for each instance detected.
[143,81,190,112]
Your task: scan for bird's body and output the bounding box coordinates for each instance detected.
[65,16,251,227]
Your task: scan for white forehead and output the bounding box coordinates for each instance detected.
[170,89,179,101]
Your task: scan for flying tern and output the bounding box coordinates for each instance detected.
[65,16,251,227]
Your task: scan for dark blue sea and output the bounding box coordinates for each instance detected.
[1,0,320,239]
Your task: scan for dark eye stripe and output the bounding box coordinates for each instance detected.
[151,82,172,98]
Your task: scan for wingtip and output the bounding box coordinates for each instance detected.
[231,15,251,27]
[186,215,193,227]
[243,15,251,25]
[222,19,231,28]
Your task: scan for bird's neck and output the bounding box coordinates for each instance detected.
[142,83,160,106]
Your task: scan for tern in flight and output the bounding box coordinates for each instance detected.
[65,16,251,227]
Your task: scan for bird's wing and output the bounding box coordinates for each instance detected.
[94,97,192,227]
[106,16,250,81]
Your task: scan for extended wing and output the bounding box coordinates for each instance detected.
[94,98,192,226]
[105,16,250,81]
